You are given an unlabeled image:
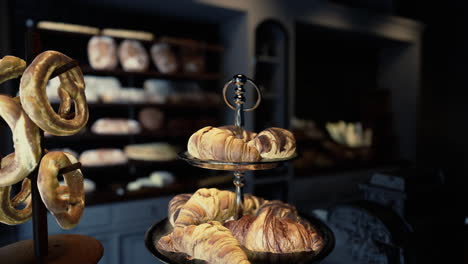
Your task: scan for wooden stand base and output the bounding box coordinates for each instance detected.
[0,234,104,264]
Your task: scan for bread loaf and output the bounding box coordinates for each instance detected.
[150,43,178,74]
[138,108,164,131]
[79,149,128,167]
[87,36,118,70]
[124,143,177,161]
[118,40,149,72]
[91,118,141,135]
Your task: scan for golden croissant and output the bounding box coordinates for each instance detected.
[173,188,267,227]
[157,221,250,264]
[187,126,261,162]
[225,209,324,253]
[247,127,296,159]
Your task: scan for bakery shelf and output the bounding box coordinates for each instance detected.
[50,102,223,112]
[128,159,181,167]
[86,102,223,110]
[43,131,191,144]
[36,28,224,52]
[81,66,222,81]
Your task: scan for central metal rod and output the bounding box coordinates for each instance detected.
[233,171,245,219]
[232,74,247,219]
[233,74,246,139]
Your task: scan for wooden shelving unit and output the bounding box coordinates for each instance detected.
[30,23,225,198]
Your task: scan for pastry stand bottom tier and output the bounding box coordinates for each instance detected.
[145,216,335,264]
[0,234,104,264]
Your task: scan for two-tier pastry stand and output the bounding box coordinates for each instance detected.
[178,74,297,219]
[145,75,335,264]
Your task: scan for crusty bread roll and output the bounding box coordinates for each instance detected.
[247,127,296,159]
[87,36,118,70]
[91,118,141,135]
[180,47,205,73]
[150,43,178,74]
[138,108,164,131]
[118,40,149,72]
[124,143,177,161]
[79,149,128,167]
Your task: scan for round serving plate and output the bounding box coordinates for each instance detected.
[178,151,298,171]
[144,215,335,264]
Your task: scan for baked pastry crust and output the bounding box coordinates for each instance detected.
[169,189,266,227]
[38,152,84,229]
[0,154,32,225]
[20,50,89,136]
[247,127,296,159]
[188,126,261,162]
[157,221,250,264]
[225,208,324,253]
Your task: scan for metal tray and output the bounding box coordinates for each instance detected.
[144,215,335,264]
[178,151,298,171]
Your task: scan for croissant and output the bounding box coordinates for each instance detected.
[188,126,260,162]
[168,193,192,226]
[225,209,324,253]
[218,125,257,141]
[157,221,250,264]
[173,188,267,227]
[257,200,312,230]
[247,127,296,159]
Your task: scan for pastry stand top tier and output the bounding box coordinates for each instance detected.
[178,74,297,219]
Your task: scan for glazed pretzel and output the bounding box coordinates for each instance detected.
[20,50,89,136]
[0,56,26,85]
[38,151,84,229]
[0,154,32,225]
[0,95,41,187]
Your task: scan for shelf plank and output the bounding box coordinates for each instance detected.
[43,131,191,143]
[81,66,223,80]
[50,102,224,110]
[36,28,224,51]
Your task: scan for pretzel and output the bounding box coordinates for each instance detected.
[38,151,84,229]
[0,154,32,225]
[20,50,89,136]
[0,95,41,187]
[0,56,26,84]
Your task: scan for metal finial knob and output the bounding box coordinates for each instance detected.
[222,75,262,112]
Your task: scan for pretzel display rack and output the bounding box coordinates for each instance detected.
[1,28,87,264]
[178,74,297,220]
